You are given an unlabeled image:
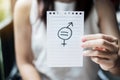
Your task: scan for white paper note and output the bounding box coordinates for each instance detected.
[47,11,84,67]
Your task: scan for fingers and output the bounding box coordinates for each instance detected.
[91,56,115,70]
[82,34,118,44]
[83,50,118,60]
[82,39,119,53]
[83,50,111,59]
[82,34,119,71]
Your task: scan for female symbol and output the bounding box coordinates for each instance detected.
[57,22,73,47]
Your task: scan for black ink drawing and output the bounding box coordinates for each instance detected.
[58,22,73,47]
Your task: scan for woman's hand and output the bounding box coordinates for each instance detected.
[82,34,120,73]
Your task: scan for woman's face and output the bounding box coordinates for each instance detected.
[55,0,76,3]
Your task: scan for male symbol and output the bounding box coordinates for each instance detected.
[58,22,73,47]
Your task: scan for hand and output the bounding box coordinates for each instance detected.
[82,34,119,72]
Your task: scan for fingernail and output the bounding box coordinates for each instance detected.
[81,44,85,48]
[82,38,86,42]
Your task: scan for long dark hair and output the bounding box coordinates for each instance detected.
[37,0,93,23]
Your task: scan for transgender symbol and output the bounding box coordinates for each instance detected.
[57,22,73,47]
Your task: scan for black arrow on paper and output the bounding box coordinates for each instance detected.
[67,22,73,28]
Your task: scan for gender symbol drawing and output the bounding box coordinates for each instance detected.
[58,22,73,47]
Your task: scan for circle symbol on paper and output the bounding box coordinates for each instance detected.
[58,27,72,40]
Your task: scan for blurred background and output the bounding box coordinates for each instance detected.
[0,0,16,80]
[0,0,119,80]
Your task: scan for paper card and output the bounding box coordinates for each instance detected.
[47,11,84,67]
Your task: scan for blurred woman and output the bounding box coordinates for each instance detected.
[14,0,120,80]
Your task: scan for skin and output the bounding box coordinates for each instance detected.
[82,0,120,75]
[14,0,41,80]
[14,0,120,80]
